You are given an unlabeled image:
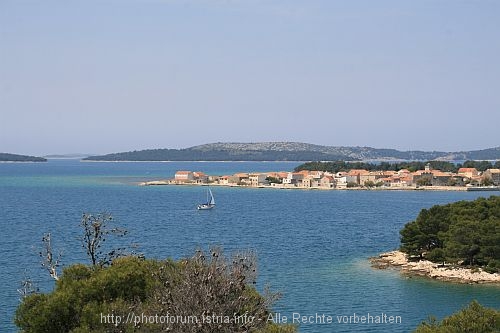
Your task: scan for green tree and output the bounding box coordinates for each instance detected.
[414,300,500,333]
[400,221,426,258]
[16,252,292,333]
[416,176,432,186]
[444,219,482,265]
[16,215,295,333]
[426,248,446,265]
[364,180,375,188]
[461,160,493,172]
[16,257,163,333]
[400,206,451,258]
[294,160,459,174]
[483,177,494,186]
[399,196,500,272]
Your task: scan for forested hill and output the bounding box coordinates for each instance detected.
[295,160,500,173]
[0,153,47,162]
[83,142,500,161]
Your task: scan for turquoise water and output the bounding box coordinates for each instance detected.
[1,160,499,332]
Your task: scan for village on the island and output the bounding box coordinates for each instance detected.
[140,163,500,191]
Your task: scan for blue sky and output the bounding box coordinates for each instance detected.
[1,0,499,155]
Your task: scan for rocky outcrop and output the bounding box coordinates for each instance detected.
[371,251,500,284]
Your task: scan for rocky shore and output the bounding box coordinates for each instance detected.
[370,251,500,284]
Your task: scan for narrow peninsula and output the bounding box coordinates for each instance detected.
[371,196,500,283]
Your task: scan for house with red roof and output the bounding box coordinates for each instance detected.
[457,168,479,178]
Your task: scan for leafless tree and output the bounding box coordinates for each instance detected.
[143,247,280,333]
[80,212,128,267]
[17,270,38,300]
[39,233,62,280]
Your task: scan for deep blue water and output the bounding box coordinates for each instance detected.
[1,160,499,332]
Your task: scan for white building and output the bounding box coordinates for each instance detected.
[174,170,194,182]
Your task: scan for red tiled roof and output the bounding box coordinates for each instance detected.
[432,171,451,177]
[458,168,478,174]
[348,169,369,176]
[413,170,432,175]
[234,173,249,178]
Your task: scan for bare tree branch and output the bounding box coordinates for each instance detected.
[17,270,38,301]
[147,247,280,333]
[80,212,129,267]
[39,233,61,280]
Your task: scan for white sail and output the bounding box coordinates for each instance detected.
[208,189,215,205]
[197,187,215,210]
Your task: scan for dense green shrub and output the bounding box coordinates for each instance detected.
[414,300,500,333]
[16,252,295,333]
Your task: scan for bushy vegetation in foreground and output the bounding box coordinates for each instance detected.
[414,300,500,333]
[16,213,295,333]
[15,251,296,333]
[400,196,500,273]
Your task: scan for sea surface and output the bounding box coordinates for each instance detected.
[1,160,499,332]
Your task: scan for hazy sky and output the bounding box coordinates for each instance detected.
[1,0,499,155]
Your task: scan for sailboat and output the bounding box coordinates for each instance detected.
[197,187,215,210]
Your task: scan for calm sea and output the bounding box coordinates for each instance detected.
[0,160,499,332]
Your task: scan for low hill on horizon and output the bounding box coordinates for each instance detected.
[43,153,92,159]
[83,142,500,162]
[0,153,47,162]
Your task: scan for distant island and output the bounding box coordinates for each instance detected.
[43,153,91,159]
[0,153,47,162]
[371,196,500,283]
[83,142,500,161]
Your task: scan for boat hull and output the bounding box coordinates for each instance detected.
[197,204,215,210]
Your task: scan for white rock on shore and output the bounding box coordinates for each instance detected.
[371,251,500,284]
[139,180,169,186]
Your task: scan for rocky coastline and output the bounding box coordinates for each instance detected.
[370,251,500,284]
